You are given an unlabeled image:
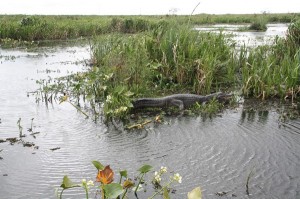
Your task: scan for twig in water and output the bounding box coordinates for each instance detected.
[246,169,254,195]
[17,118,24,138]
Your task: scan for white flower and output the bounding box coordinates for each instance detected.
[82,179,86,183]
[160,166,167,173]
[154,171,161,182]
[119,106,127,112]
[87,180,94,187]
[154,175,161,183]
[114,106,128,114]
[106,95,112,103]
[173,173,182,183]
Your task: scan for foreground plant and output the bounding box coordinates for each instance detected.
[57,161,201,199]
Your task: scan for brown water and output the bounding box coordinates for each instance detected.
[0,25,300,199]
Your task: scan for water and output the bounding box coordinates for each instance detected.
[195,23,289,47]
[1,25,300,199]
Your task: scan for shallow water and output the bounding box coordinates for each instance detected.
[1,26,300,199]
[195,23,289,47]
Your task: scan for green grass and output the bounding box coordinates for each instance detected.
[1,13,299,42]
[31,17,300,120]
[241,20,300,99]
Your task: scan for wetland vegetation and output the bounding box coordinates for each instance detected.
[25,14,300,121]
[1,13,300,198]
[1,13,299,42]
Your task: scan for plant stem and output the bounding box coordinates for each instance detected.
[67,101,89,118]
[101,184,105,199]
[121,189,128,199]
[148,180,172,199]
[134,173,145,194]
[85,187,89,199]
[59,189,64,199]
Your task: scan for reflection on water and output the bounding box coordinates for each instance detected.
[0,29,300,199]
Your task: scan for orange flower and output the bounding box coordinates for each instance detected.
[96,165,114,184]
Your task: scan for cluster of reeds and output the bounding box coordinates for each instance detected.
[0,15,158,41]
[82,23,239,118]
[248,15,267,31]
[241,20,300,99]
[1,13,299,42]
[33,19,300,119]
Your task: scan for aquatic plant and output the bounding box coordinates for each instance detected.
[57,161,201,199]
[1,13,299,42]
[248,15,267,31]
[241,21,300,99]
[33,22,239,120]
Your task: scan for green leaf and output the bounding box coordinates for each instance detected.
[124,91,134,97]
[138,164,153,174]
[60,176,80,189]
[103,183,124,198]
[119,170,128,178]
[127,102,134,108]
[163,187,170,199]
[92,160,105,171]
[187,187,202,199]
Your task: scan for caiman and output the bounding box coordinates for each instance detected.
[132,92,232,110]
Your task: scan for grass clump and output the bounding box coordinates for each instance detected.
[35,23,239,120]
[33,19,300,120]
[241,20,300,99]
[248,15,267,31]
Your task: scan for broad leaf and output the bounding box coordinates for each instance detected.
[119,170,128,178]
[92,160,104,171]
[127,102,134,108]
[103,183,124,198]
[138,164,153,174]
[163,187,170,199]
[187,187,202,199]
[96,165,114,184]
[60,176,80,189]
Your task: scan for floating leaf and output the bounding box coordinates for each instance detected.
[138,164,153,174]
[92,160,104,171]
[96,165,114,184]
[187,187,202,199]
[103,183,124,198]
[60,176,80,189]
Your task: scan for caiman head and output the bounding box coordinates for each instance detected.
[216,93,233,103]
